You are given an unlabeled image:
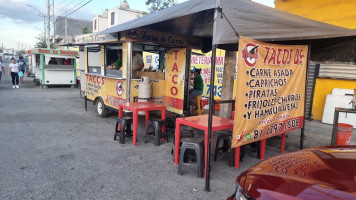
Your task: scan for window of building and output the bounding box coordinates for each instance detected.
[94,19,97,30]
[111,12,115,25]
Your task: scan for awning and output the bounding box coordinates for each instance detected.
[98,0,356,61]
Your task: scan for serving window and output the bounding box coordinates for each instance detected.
[105,44,123,78]
[135,44,166,80]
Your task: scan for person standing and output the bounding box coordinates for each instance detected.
[132,50,144,79]
[0,56,5,83]
[108,50,122,70]
[63,58,70,65]
[189,68,204,104]
[17,56,26,83]
[8,58,20,88]
[48,57,57,65]
[132,50,144,71]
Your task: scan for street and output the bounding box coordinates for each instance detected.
[0,62,355,200]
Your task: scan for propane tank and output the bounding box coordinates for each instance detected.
[138,76,152,99]
[138,76,151,115]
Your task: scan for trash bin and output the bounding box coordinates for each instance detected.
[336,123,353,145]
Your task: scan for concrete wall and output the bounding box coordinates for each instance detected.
[275,0,356,29]
[312,78,356,120]
[55,16,93,36]
[93,16,108,33]
[107,8,144,29]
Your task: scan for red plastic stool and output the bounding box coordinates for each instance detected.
[259,133,287,160]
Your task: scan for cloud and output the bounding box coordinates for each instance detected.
[0,0,44,23]
[0,18,40,49]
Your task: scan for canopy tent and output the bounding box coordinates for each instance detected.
[98,0,356,192]
[100,0,356,62]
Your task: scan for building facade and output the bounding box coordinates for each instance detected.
[92,1,145,33]
[54,16,93,47]
[275,0,356,121]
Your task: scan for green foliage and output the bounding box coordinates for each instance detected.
[82,27,92,34]
[34,34,54,48]
[145,0,176,13]
[35,35,47,48]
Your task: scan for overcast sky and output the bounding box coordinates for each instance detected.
[0,0,274,50]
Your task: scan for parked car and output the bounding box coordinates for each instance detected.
[228,145,356,200]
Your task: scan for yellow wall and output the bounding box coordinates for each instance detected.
[312,78,356,120]
[276,0,356,120]
[275,0,356,29]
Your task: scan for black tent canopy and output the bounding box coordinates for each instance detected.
[100,0,356,61]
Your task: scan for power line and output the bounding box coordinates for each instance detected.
[63,0,86,16]
[61,0,79,15]
[65,0,93,17]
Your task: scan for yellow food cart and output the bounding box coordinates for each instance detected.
[75,29,203,117]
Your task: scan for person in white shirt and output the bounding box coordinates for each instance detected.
[0,56,5,83]
[8,58,20,88]
[132,51,144,79]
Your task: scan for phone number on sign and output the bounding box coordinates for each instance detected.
[253,118,301,140]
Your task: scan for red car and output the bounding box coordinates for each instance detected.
[228,146,356,200]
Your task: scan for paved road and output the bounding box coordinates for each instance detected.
[0,63,354,200]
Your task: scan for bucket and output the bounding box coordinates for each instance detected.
[336,123,353,145]
[200,98,221,111]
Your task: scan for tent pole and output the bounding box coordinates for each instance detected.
[300,43,311,150]
[205,44,217,192]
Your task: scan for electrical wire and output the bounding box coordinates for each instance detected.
[63,0,86,15]
[61,0,80,15]
[65,0,93,17]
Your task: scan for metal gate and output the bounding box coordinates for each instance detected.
[305,63,317,120]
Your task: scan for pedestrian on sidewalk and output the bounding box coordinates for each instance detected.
[17,56,26,83]
[8,58,20,88]
[0,56,5,83]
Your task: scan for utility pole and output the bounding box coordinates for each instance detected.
[44,15,46,43]
[47,0,51,48]
[64,17,67,44]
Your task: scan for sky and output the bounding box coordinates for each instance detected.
[0,0,274,50]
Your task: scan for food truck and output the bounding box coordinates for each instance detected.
[75,29,203,117]
[28,48,78,88]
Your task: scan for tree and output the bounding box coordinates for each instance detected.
[34,34,54,48]
[35,35,47,48]
[82,27,92,34]
[145,0,176,13]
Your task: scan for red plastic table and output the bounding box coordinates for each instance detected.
[174,115,234,178]
[118,102,166,146]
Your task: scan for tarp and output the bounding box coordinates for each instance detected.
[213,0,356,43]
[99,0,356,61]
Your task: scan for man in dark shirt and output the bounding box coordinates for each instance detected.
[48,57,57,65]
[189,68,204,104]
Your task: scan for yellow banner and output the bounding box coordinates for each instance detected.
[85,74,127,108]
[190,50,239,100]
[164,48,186,114]
[232,37,308,148]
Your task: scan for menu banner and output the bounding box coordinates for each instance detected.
[163,48,186,114]
[232,37,307,148]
